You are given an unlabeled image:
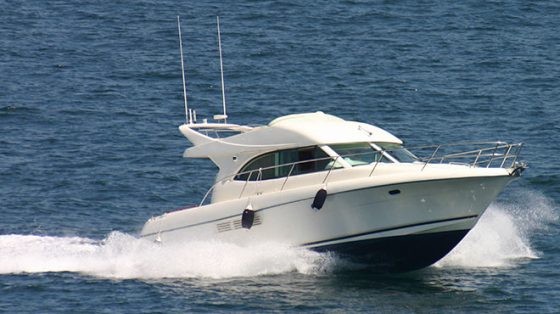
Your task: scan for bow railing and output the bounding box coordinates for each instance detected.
[414,142,524,170]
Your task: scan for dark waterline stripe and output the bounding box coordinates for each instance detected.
[302,215,478,247]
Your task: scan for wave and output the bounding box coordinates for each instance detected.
[436,190,558,268]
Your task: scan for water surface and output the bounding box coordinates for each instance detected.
[1,1,559,313]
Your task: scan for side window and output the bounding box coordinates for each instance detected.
[235,146,330,181]
[235,153,276,181]
[291,146,331,176]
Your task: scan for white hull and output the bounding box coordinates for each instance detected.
[141,170,515,271]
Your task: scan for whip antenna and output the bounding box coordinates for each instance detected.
[177,16,190,124]
[215,16,228,123]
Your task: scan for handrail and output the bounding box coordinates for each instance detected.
[421,144,441,171]
[281,163,296,191]
[200,154,339,206]
[322,156,340,184]
[198,141,524,206]
[414,142,523,170]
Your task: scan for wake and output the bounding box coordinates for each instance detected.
[0,233,334,279]
[0,190,556,278]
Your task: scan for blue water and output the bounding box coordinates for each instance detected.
[1,0,559,312]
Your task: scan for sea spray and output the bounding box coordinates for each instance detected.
[1,190,555,277]
[0,232,335,279]
[436,190,558,268]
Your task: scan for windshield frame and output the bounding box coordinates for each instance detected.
[327,142,417,167]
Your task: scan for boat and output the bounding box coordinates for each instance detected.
[140,17,526,272]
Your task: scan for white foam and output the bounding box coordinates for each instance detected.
[0,232,335,279]
[1,190,556,277]
[436,190,558,269]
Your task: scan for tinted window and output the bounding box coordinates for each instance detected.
[235,146,330,181]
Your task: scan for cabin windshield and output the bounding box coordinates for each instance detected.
[329,143,388,166]
[329,142,417,166]
[376,143,418,163]
[235,146,331,181]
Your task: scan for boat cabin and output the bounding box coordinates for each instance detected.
[178,112,419,203]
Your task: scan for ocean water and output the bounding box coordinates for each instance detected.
[1,0,559,313]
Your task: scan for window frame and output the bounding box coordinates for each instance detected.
[234,146,332,181]
[373,142,418,163]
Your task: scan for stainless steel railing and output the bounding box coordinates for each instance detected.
[198,141,524,206]
[199,154,340,206]
[413,142,524,170]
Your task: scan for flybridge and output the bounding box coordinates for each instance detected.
[177,16,238,134]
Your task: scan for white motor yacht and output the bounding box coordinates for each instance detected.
[141,112,525,271]
[140,17,526,271]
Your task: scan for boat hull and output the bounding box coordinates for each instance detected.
[312,229,469,272]
[141,174,514,271]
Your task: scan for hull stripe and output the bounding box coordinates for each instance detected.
[302,214,478,247]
